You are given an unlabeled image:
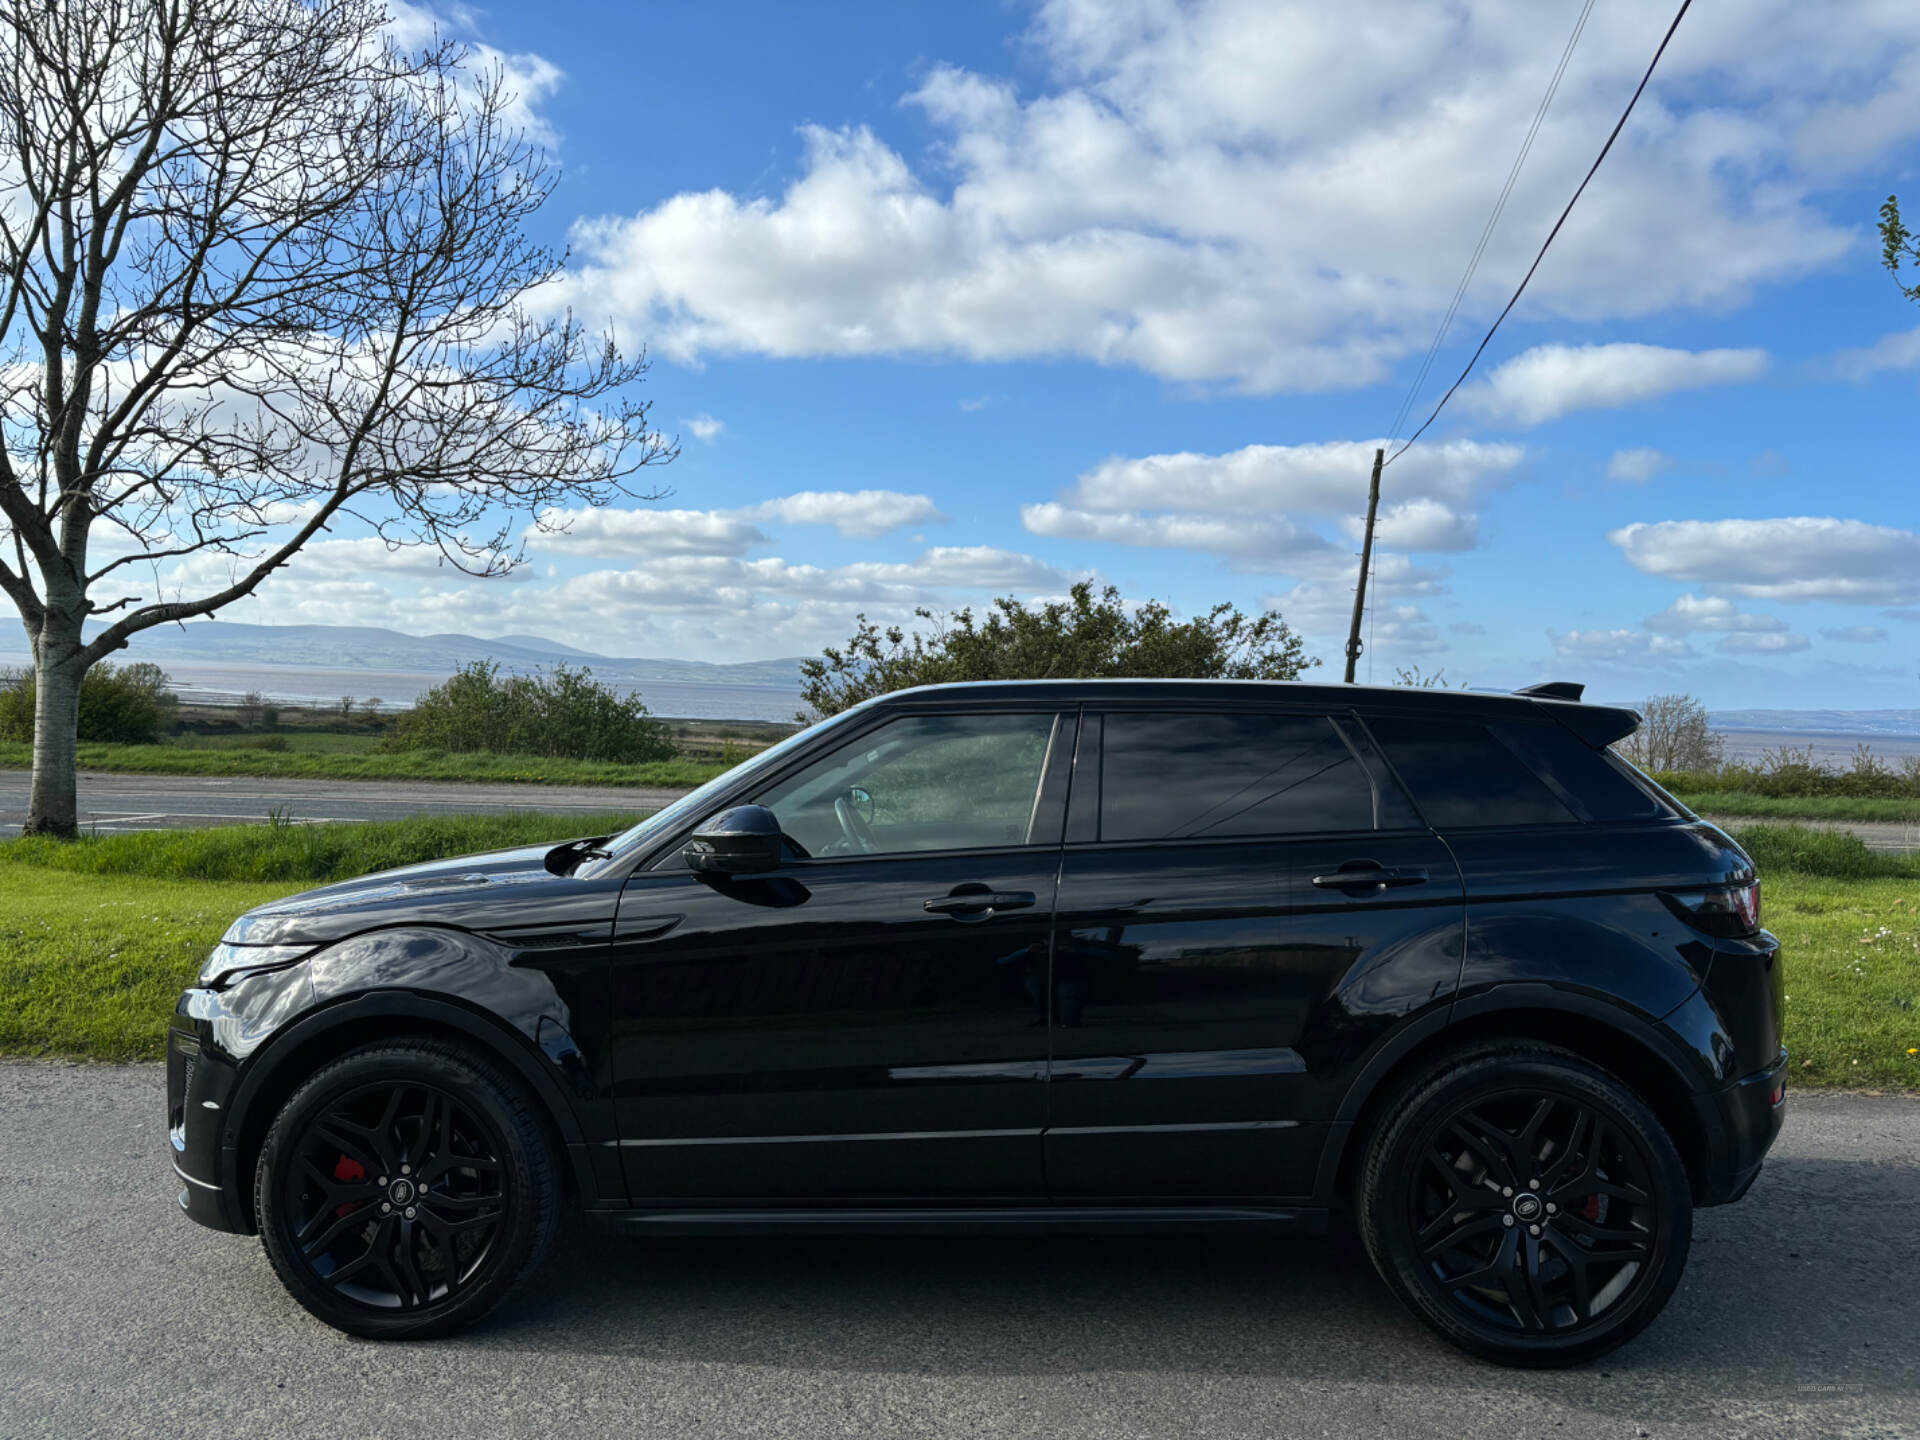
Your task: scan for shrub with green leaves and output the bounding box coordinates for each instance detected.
[801,580,1317,720]
[383,660,673,764]
[0,661,177,744]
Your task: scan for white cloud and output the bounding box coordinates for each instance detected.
[1644,593,1787,635]
[1610,517,1920,605]
[1717,630,1810,654]
[749,489,945,538]
[528,489,942,556]
[1606,448,1673,485]
[1831,326,1920,380]
[683,413,725,441]
[529,507,769,559]
[1549,629,1693,661]
[1340,498,1479,553]
[1820,625,1887,643]
[1063,438,1523,517]
[1021,503,1331,566]
[548,0,1906,393]
[1462,344,1768,427]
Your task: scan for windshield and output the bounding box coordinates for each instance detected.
[574,716,842,877]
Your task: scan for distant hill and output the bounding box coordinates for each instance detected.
[35,620,808,691]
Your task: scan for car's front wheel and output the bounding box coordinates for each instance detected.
[1357,1043,1693,1367]
[255,1038,560,1338]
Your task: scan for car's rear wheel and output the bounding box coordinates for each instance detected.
[255,1038,560,1338]
[1357,1043,1692,1367]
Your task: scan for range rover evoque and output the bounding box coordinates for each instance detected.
[168,679,1786,1366]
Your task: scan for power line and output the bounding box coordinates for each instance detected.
[1383,0,1694,469]
[1384,0,1597,447]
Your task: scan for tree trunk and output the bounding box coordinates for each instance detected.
[25,622,84,838]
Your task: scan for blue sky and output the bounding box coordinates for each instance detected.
[177,0,1920,708]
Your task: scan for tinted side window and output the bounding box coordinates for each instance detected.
[1365,715,1577,829]
[1099,712,1374,841]
[1491,720,1674,822]
[757,712,1058,856]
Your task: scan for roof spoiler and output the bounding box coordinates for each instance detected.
[1515,680,1584,702]
[1513,680,1640,747]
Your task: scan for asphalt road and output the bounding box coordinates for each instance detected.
[1,1067,1914,1440]
[0,770,682,835]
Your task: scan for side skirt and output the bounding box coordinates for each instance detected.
[584,1205,1327,1238]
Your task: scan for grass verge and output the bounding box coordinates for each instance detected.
[0,810,649,884]
[1,821,1914,1082]
[1674,789,1920,824]
[0,739,725,788]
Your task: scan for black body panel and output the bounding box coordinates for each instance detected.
[167,677,1788,1242]
[605,849,1057,1201]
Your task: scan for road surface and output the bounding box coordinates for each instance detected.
[1,1066,1914,1440]
[0,769,682,834]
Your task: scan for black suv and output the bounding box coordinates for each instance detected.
[169,679,1785,1365]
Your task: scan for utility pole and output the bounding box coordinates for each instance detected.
[1343,447,1385,684]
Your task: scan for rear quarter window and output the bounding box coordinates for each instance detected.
[1364,715,1576,829]
[1491,720,1676,822]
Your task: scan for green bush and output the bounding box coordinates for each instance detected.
[383,660,673,764]
[1729,824,1917,881]
[0,661,177,744]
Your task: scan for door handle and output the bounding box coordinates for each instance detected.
[923,886,1037,917]
[1310,862,1429,893]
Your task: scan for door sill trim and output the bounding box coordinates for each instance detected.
[584,1205,1326,1237]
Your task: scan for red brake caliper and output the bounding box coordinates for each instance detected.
[333,1155,366,1218]
[1581,1193,1603,1221]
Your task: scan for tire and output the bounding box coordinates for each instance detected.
[1356,1042,1692,1368]
[255,1038,561,1339]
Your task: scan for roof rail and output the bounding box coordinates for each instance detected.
[1515,680,1584,702]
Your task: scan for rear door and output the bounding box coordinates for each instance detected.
[1044,707,1464,1203]
[608,707,1071,1204]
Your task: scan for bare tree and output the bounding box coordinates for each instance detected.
[1617,694,1724,774]
[0,0,673,834]
[236,690,264,728]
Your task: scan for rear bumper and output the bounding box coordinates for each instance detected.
[167,1003,252,1234]
[1692,1046,1788,1206]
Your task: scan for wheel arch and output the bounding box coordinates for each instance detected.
[1322,989,1720,1209]
[226,991,596,1232]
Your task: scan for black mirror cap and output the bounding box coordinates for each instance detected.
[683,804,784,875]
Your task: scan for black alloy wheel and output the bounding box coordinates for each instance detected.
[1359,1044,1692,1367]
[256,1040,559,1338]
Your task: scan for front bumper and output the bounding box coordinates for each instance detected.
[167,1004,252,1234]
[1692,1045,1789,1206]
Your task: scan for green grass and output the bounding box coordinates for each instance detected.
[0,869,297,1059]
[0,809,650,884]
[1731,824,1918,881]
[0,739,726,788]
[2,819,1914,1085]
[1677,789,1920,824]
[167,730,384,754]
[1762,874,1920,1090]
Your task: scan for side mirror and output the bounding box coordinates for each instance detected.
[683,805,784,875]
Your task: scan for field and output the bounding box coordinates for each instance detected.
[1,817,1914,1086]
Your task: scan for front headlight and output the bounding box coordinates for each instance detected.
[199,943,313,988]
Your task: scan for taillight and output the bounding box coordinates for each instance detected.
[1661,880,1761,937]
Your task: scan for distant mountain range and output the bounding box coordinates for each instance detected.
[2,620,809,691]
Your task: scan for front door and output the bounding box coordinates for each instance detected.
[608,709,1070,1204]
[1045,708,1465,1202]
